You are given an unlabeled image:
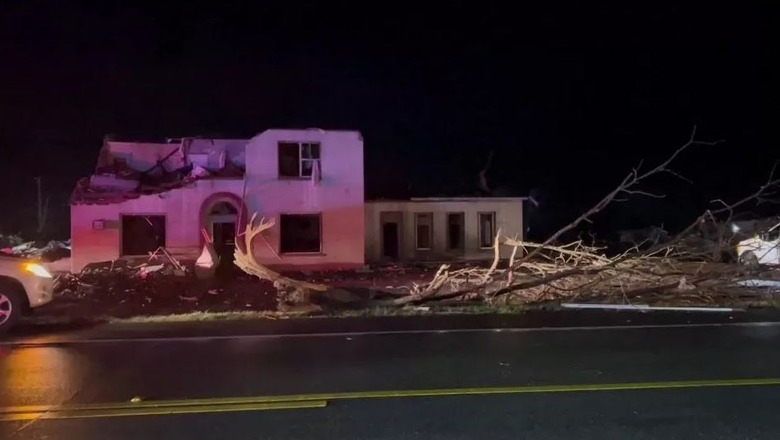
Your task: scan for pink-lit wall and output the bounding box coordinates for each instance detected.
[71,129,365,272]
[70,179,245,272]
[243,129,365,269]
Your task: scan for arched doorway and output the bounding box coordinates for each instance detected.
[201,195,242,276]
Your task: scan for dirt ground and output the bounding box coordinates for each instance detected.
[30,259,780,324]
[35,262,446,322]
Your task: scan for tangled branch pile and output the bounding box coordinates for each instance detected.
[386,238,766,307]
[235,128,780,309]
[386,129,780,307]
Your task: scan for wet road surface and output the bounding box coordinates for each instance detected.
[2,316,780,439]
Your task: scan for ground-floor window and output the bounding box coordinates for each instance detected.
[478,212,496,248]
[121,215,166,256]
[280,213,322,253]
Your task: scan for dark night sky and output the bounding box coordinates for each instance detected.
[0,1,771,238]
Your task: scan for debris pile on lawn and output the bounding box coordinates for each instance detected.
[43,254,424,321]
[0,238,71,262]
[51,260,279,319]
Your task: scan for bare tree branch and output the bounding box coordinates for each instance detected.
[515,127,719,265]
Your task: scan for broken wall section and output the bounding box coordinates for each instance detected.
[75,138,248,205]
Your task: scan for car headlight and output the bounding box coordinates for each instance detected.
[25,263,53,278]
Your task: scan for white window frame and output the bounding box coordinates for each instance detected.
[279,141,321,178]
[478,212,496,249]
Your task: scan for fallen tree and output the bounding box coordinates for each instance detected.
[234,214,328,306]
[386,130,779,307]
[235,129,780,310]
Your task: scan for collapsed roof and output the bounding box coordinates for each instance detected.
[72,138,248,205]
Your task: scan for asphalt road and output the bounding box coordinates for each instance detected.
[2,316,780,439]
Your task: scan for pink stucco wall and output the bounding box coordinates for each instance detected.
[71,179,245,272]
[71,129,365,272]
[243,129,365,269]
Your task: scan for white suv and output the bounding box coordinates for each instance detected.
[0,255,55,333]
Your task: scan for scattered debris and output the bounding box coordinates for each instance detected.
[194,228,219,280]
[139,264,165,279]
[736,221,780,265]
[147,246,186,273]
[736,279,780,288]
[0,233,24,249]
[0,239,71,261]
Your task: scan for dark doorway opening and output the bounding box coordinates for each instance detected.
[447,212,465,252]
[207,200,239,276]
[382,222,400,260]
[212,221,236,277]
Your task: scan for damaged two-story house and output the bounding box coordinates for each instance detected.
[71,128,525,273]
[71,129,365,272]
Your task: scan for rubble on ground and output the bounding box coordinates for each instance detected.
[41,255,434,321]
[50,260,278,319]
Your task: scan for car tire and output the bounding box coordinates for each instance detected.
[0,285,23,333]
[739,252,759,268]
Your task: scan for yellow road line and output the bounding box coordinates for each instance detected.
[3,377,779,417]
[0,400,327,422]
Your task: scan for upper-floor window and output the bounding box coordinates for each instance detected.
[278,142,321,178]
